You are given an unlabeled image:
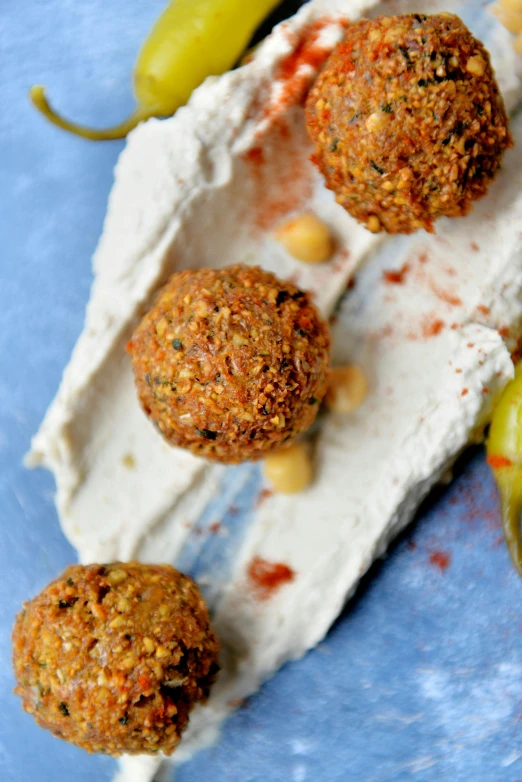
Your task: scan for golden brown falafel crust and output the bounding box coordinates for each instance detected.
[12,563,219,756]
[305,13,512,234]
[128,265,330,463]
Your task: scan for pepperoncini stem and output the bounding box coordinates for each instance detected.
[500,480,522,578]
[29,86,159,141]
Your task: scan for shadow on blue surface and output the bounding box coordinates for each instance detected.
[173,449,522,782]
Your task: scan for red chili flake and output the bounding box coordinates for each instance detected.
[429,551,451,570]
[247,556,295,600]
[209,522,220,534]
[455,368,462,374]
[461,388,469,396]
[498,327,510,338]
[477,304,490,316]
[482,387,489,394]
[470,242,480,252]
[383,263,410,285]
[487,454,513,469]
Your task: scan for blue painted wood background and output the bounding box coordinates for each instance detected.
[1,1,521,780]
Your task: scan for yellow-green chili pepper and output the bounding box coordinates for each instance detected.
[487,361,522,577]
[29,0,281,141]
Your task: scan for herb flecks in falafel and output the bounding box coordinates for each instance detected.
[306,13,512,234]
[128,265,330,463]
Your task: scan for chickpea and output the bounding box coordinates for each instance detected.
[275,213,334,264]
[263,443,313,494]
[500,0,522,12]
[326,365,369,413]
[366,110,391,132]
[366,215,381,233]
[465,55,486,76]
[492,3,522,33]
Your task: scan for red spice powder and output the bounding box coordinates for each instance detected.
[448,469,501,536]
[429,550,451,570]
[245,146,265,166]
[256,488,274,507]
[243,129,314,232]
[461,388,469,397]
[423,319,445,338]
[431,284,462,307]
[346,273,356,291]
[241,21,338,232]
[255,18,335,126]
[487,454,513,469]
[276,19,335,92]
[477,304,490,316]
[247,556,295,600]
[209,522,221,534]
[383,263,410,285]
[471,242,480,252]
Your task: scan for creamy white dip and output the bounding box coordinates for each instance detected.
[27,0,522,779]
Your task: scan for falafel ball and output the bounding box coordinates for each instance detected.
[128,265,330,463]
[12,562,219,756]
[305,13,512,234]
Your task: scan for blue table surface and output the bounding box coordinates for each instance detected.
[2,2,522,781]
